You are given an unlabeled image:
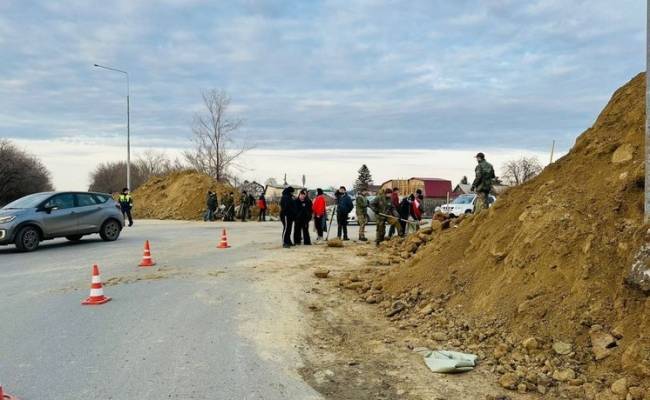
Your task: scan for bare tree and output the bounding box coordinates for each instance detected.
[501,156,543,186]
[183,90,251,182]
[0,139,54,206]
[135,150,187,178]
[89,151,189,193]
[88,161,147,193]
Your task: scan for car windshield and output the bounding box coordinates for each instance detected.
[2,193,53,209]
[452,195,475,205]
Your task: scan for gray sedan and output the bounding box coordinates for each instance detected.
[0,191,125,252]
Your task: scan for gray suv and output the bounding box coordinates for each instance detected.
[0,191,125,252]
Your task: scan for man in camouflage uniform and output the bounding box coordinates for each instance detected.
[355,190,369,241]
[223,192,235,221]
[239,191,250,222]
[371,188,398,246]
[471,152,495,212]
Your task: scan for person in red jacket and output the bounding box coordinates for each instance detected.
[257,194,267,222]
[312,188,327,241]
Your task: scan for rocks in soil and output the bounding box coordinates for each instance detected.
[522,337,539,351]
[626,243,650,293]
[553,341,573,355]
[314,268,330,278]
[552,368,576,382]
[499,373,519,390]
[589,327,617,361]
[610,377,627,396]
[386,300,408,317]
[327,239,344,248]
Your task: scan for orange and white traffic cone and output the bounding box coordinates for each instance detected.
[138,240,156,267]
[0,384,19,400]
[82,264,111,305]
[217,229,231,249]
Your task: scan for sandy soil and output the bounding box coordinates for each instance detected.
[244,239,535,399]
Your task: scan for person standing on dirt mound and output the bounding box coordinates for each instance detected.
[336,186,354,241]
[293,189,313,245]
[280,186,296,248]
[471,152,495,212]
[371,188,391,246]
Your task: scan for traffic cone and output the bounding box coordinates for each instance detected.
[138,240,156,267]
[82,264,111,305]
[217,228,231,249]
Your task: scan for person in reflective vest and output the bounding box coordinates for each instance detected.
[118,187,134,227]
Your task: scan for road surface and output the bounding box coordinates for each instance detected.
[0,220,348,400]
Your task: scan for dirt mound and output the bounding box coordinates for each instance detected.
[131,171,234,220]
[358,73,649,397]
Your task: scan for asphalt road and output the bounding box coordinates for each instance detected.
[0,220,329,400]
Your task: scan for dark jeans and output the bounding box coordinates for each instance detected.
[282,215,294,245]
[240,207,249,221]
[122,208,133,226]
[258,209,266,221]
[337,213,349,239]
[204,208,216,221]
[294,219,311,245]
[314,215,324,238]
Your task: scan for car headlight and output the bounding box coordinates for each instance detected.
[0,216,16,224]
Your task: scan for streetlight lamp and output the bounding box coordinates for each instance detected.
[93,63,131,190]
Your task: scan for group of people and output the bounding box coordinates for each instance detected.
[203,191,268,222]
[278,152,496,248]
[368,187,425,245]
[280,186,353,248]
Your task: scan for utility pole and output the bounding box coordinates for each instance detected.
[549,140,556,164]
[646,0,650,223]
[94,64,131,190]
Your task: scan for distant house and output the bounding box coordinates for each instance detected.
[452,183,509,198]
[380,177,453,213]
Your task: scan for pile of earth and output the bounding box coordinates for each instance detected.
[131,170,235,220]
[341,73,650,399]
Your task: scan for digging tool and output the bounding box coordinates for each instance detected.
[377,213,427,227]
[222,205,234,221]
[325,205,337,241]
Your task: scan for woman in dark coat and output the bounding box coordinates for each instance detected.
[293,189,313,245]
[280,187,296,248]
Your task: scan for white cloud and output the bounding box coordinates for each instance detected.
[12,138,562,192]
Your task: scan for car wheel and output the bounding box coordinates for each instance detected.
[15,226,40,252]
[100,219,121,241]
[66,235,83,241]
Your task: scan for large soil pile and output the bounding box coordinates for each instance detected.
[131,171,234,220]
[345,73,649,398]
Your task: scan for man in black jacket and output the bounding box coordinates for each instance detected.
[204,191,218,221]
[335,186,353,241]
[293,189,312,245]
[280,186,296,248]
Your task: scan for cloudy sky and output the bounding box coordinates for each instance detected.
[0,0,645,189]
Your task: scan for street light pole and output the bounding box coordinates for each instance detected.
[94,63,131,190]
